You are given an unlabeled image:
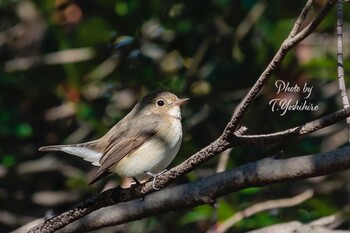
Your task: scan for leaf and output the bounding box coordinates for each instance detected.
[239,187,262,195]
[15,123,33,138]
[1,155,16,168]
[179,205,213,225]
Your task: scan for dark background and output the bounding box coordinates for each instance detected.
[1,0,350,232]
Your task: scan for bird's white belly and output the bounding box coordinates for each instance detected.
[111,120,182,180]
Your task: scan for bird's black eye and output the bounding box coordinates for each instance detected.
[156,99,165,107]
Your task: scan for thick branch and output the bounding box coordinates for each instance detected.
[53,146,350,232]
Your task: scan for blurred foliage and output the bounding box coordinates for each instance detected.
[1,0,350,232]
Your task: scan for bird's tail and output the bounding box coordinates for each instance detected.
[39,145,68,152]
[39,141,102,166]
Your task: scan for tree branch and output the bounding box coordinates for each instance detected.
[233,107,350,146]
[336,0,350,140]
[207,190,314,233]
[225,0,336,134]
[288,0,314,38]
[43,146,350,232]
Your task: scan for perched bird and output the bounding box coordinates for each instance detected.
[39,91,188,188]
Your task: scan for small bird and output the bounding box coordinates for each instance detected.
[39,91,188,188]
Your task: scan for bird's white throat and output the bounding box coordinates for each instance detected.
[168,106,181,120]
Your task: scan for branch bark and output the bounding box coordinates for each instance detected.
[336,0,350,139]
[43,146,350,232]
[233,107,350,146]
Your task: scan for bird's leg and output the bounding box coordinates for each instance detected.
[132,177,141,185]
[130,177,146,201]
[130,177,142,190]
[145,170,167,190]
[145,171,159,190]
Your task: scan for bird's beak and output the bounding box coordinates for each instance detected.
[174,98,189,106]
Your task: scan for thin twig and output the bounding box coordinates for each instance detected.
[232,0,267,59]
[186,38,213,78]
[183,37,213,91]
[233,107,350,146]
[216,148,232,173]
[289,0,314,38]
[235,1,267,42]
[336,0,350,142]
[207,190,314,233]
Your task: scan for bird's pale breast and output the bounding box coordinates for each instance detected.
[111,116,182,180]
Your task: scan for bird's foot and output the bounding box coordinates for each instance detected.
[130,177,142,190]
[132,177,141,185]
[130,178,146,201]
[145,170,167,190]
[145,171,159,190]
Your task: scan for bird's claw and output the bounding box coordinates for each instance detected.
[145,171,167,190]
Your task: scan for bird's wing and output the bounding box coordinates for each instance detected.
[88,115,160,184]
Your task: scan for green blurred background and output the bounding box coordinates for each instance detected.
[1,0,350,232]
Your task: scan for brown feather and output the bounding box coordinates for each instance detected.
[88,114,161,184]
